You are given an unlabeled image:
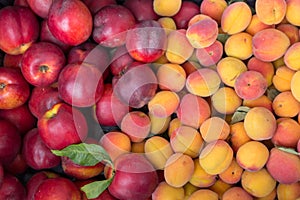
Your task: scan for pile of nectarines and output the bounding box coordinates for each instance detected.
[0,0,300,199]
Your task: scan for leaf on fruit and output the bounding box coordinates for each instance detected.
[217,34,230,44]
[51,143,113,167]
[267,87,280,101]
[230,106,250,124]
[276,146,300,156]
[81,176,114,199]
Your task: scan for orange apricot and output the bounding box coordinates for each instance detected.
[229,122,252,153]
[272,65,295,92]
[284,42,300,71]
[200,0,227,25]
[153,0,182,17]
[255,0,287,25]
[219,158,244,184]
[272,91,300,118]
[224,32,253,60]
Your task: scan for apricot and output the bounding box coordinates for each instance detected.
[170,125,204,158]
[241,168,277,198]
[221,2,252,34]
[176,93,211,129]
[186,68,221,97]
[277,23,300,44]
[120,111,151,142]
[188,14,213,27]
[153,0,182,17]
[252,28,290,62]
[284,42,300,71]
[272,65,295,92]
[234,70,268,100]
[200,0,228,25]
[156,63,186,92]
[144,136,174,170]
[222,187,253,200]
[229,122,252,153]
[199,140,233,175]
[245,14,273,36]
[195,40,223,67]
[157,17,177,35]
[131,141,145,154]
[244,106,277,141]
[164,152,194,188]
[149,112,171,135]
[216,56,247,87]
[152,181,185,200]
[189,158,217,188]
[243,95,273,112]
[211,86,242,115]
[199,116,230,143]
[272,91,300,118]
[247,57,275,87]
[266,148,300,184]
[148,90,180,118]
[183,182,199,199]
[165,29,194,64]
[291,70,300,102]
[219,158,244,184]
[168,117,181,138]
[99,131,131,161]
[188,189,218,200]
[272,118,300,148]
[277,182,300,200]
[209,179,233,199]
[285,0,300,26]
[236,141,269,172]
[224,32,253,60]
[255,0,287,25]
[186,17,219,48]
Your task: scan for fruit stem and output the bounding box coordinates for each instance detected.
[39,65,49,73]
[0,83,6,89]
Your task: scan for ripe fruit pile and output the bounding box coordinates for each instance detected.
[0,0,300,199]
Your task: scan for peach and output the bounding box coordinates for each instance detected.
[200,0,228,25]
[291,70,300,102]
[144,136,174,170]
[188,189,219,200]
[148,90,180,118]
[216,56,247,87]
[243,95,273,112]
[277,23,300,44]
[186,17,219,48]
[186,68,221,97]
[229,122,252,152]
[272,91,300,118]
[176,93,211,129]
[157,17,177,35]
[243,106,277,140]
[156,63,186,92]
[168,117,181,138]
[99,131,131,161]
[277,182,300,200]
[284,42,300,71]
[247,57,275,87]
[272,65,295,92]
[189,158,217,188]
[272,118,300,148]
[224,32,253,60]
[164,152,194,188]
[266,148,300,184]
[234,70,268,100]
[255,0,287,25]
[199,140,234,175]
[170,125,204,158]
[241,168,277,198]
[120,111,151,142]
[221,2,252,34]
[236,141,269,171]
[149,112,171,135]
[222,187,253,200]
[165,29,194,64]
[212,87,241,115]
[245,14,273,36]
[172,1,200,29]
[152,181,185,200]
[252,28,290,62]
[153,0,182,17]
[285,0,300,26]
[195,40,223,67]
[209,179,233,199]
[199,116,230,143]
[219,158,244,184]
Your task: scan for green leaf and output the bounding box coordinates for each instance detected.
[267,87,280,102]
[51,143,113,167]
[217,34,230,44]
[277,146,300,156]
[231,106,251,124]
[81,176,114,199]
